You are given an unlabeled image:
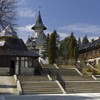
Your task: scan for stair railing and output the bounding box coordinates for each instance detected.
[56,72,66,90]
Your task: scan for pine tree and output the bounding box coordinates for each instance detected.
[68,32,77,64]
[69,32,77,58]
[60,37,69,59]
[82,35,89,45]
[77,37,81,48]
[48,30,59,64]
[41,34,49,59]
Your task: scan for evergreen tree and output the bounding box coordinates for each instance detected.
[54,30,60,58]
[82,35,89,45]
[77,37,81,48]
[68,32,78,65]
[48,30,58,64]
[41,34,49,59]
[60,37,69,59]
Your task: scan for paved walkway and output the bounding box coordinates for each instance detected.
[0,94,99,100]
[0,76,17,94]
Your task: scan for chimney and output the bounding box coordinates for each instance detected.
[91,39,94,43]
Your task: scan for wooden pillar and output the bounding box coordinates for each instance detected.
[19,57,21,75]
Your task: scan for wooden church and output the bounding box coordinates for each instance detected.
[0,25,39,75]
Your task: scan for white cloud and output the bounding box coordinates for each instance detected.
[17,24,34,33]
[16,24,34,42]
[16,0,36,18]
[88,36,99,42]
[16,0,26,6]
[60,23,100,34]
[18,7,36,18]
[45,30,69,40]
[58,32,69,40]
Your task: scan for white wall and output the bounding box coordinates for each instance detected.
[87,57,100,65]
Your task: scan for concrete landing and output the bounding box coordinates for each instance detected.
[0,94,100,100]
[0,76,17,95]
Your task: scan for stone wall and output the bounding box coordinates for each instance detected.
[20,68,34,75]
[0,67,34,76]
[0,67,10,75]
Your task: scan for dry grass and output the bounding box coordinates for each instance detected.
[82,67,93,76]
[58,65,75,69]
[83,66,100,76]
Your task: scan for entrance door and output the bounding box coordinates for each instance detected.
[10,61,15,75]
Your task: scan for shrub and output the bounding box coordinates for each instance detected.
[93,69,100,75]
[87,68,93,72]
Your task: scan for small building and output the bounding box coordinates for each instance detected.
[0,25,39,75]
[78,37,100,65]
[26,11,47,55]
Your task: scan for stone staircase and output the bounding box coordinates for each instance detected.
[56,65,97,93]
[39,63,99,94]
[18,76,62,94]
[59,69,80,76]
[62,75,94,81]
[57,67,94,81]
[0,76,17,94]
[18,76,49,82]
[66,81,100,93]
[42,64,58,80]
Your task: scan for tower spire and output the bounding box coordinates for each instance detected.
[31,11,47,30]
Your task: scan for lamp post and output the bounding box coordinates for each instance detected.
[32,41,36,49]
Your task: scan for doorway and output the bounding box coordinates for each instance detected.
[10,61,15,75]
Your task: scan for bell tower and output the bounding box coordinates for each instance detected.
[26,11,47,50]
[31,11,47,38]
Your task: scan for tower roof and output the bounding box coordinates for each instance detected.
[31,11,47,30]
[0,24,17,37]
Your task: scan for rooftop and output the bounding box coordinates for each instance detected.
[0,36,39,57]
[78,37,100,53]
[0,25,17,37]
[31,11,47,30]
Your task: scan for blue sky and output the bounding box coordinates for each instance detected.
[16,0,100,42]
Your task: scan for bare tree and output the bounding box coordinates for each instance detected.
[0,0,16,31]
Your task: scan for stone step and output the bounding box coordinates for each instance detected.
[23,91,62,94]
[66,82,100,93]
[62,76,94,81]
[0,76,18,95]
[18,75,62,94]
[18,76,49,81]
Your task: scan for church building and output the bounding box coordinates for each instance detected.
[0,25,39,75]
[26,11,47,55]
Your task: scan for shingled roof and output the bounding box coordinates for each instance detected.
[0,25,17,37]
[31,11,47,30]
[78,38,100,53]
[0,36,39,57]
